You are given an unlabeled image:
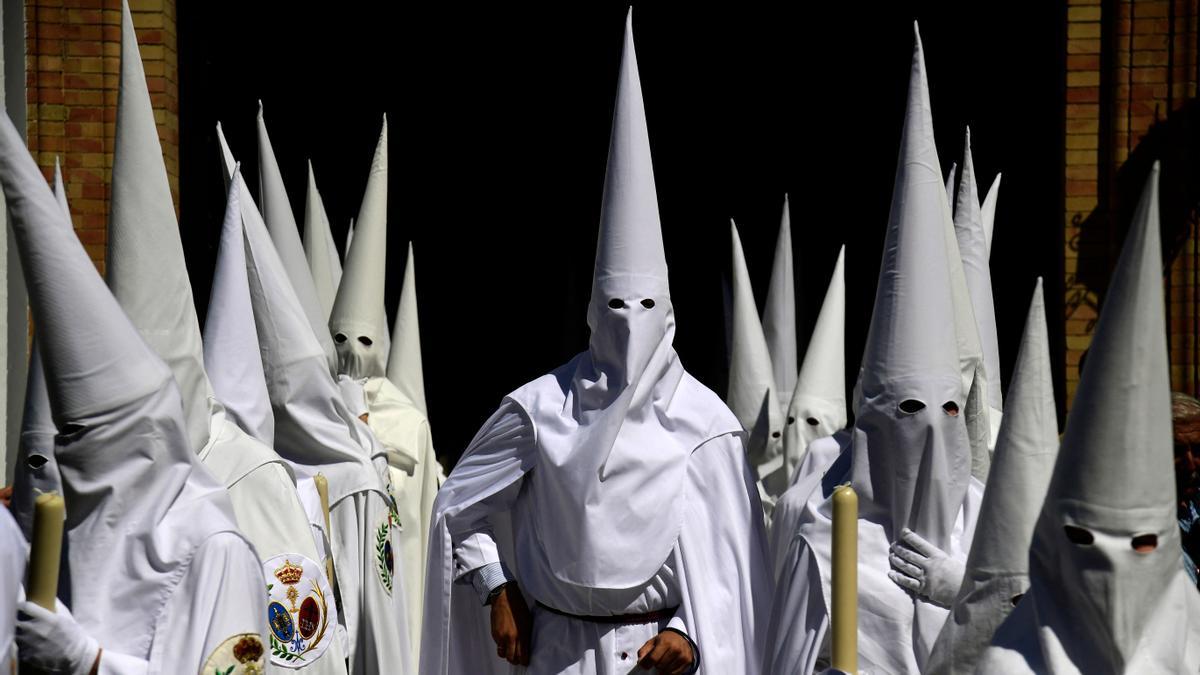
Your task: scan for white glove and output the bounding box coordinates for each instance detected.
[887,527,964,608]
[16,599,100,674]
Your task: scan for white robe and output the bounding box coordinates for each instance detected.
[767,432,848,580]
[199,408,348,674]
[363,375,438,661]
[764,450,983,674]
[420,401,771,674]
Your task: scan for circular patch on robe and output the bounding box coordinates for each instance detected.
[261,553,338,668]
[375,514,394,595]
[199,633,266,675]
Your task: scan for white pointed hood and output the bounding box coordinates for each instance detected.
[505,9,740,589]
[256,104,338,373]
[954,127,1003,420]
[0,86,240,657]
[1018,162,1200,673]
[945,161,957,215]
[981,173,1001,258]
[344,219,355,263]
[203,164,275,446]
[106,2,213,452]
[927,278,1059,674]
[387,242,428,416]
[728,220,783,466]
[330,117,390,379]
[763,195,797,410]
[303,161,341,320]
[10,162,73,539]
[782,245,846,480]
[851,24,970,552]
[220,134,383,506]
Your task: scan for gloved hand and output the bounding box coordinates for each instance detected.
[887,527,964,608]
[16,599,101,674]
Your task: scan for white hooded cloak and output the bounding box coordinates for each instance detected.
[977,163,1200,674]
[925,278,1059,675]
[763,25,982,674]
[0,53,264,672]
[420,11,770,673]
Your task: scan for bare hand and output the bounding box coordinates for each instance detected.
[637,630,694,674]
[490,583,532,666]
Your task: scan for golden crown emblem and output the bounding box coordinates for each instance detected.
[273,559,304,586]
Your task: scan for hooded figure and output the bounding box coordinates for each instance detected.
[106,11,342,670]
[981,173,1001,258]
[305,160,343,320]
[762,196,797,413]
[0,89,265,675]
[326,119,435,658]
[330,117,392,380]
[767,246,847,578]
[954,128,1004,452]
[208,168,349,673]
[421,11,770,674]
[728,220,786,504]
[257,103,339,374]
[10,158,70,542]
[924,278,1059,675]
[219,133,412,673]
[978,165,1200,673]
[764,26,982,674]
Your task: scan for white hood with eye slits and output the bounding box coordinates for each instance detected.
[504,10,741,589]
[330,118,390,380]
[763,195,797,411]
[980,163,1200,674]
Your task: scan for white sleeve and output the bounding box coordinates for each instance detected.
[447,477,523,579]
[149,532,267,673]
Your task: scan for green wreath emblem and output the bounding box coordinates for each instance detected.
[376,519,393,594]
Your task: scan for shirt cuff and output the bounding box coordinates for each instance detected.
[663,615,700,674]
[469,561,514,605]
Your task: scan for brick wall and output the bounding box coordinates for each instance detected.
[1064,0,1200,403]
[24,0,177,274]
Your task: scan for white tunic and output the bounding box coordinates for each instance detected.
[0,507,25,673]
[422,401,771,674]
[199,409,348,674]
[363,375,439,660]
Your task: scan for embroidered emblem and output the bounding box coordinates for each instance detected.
[200,633,265,675]
[261,554,337,668]
[376,513,394,594]
[385,476,402,529]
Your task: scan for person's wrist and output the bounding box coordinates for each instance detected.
[486,581,513,606]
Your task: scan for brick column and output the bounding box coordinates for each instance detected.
[24,0,177,274]
[1064,0,1200,403]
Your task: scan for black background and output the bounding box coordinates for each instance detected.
[176,2,1066,465]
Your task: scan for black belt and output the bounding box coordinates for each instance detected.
[536,602,678,625]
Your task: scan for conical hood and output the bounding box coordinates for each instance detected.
[387,242,427,416]
[1026,162,1186,670]
[106,0,212,452]
[11,160,73,538]
[762,194,797,410]
[851,24,969,552]
[783,245,846,476]
[220,133,382,505]
[203,164,274,446]
[0,109,168,429]
[945,161,957,215]
[256,103,338,373]
[330,116,390,379]
[728,220,782,465]
[954,127,1003,415]
[344,218,355,263]
[587,10,669,320]
[303,160,340,320]
[927,279,1059,674]
[981,173,1001,258]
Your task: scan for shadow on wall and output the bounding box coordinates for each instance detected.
[1069,100,1200,382]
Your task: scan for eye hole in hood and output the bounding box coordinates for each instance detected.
[1064,524,1094,545]
[898,399,925,415]
[608,298,625,310]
